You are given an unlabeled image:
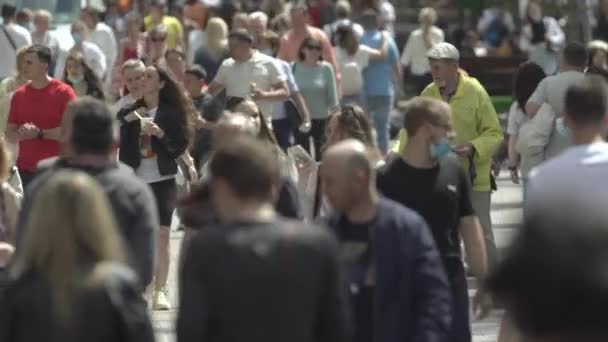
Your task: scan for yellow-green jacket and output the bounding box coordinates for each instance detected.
[395,73,503,192]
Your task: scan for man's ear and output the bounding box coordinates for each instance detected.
[159,81,165,89]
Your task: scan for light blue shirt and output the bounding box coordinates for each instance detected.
[361,30,399,97]
[293,62,339,120]
[272,59,300,120]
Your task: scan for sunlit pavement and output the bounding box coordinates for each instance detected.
[152,172,523,342]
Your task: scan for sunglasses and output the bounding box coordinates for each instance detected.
[151,37,166,43]
[305,45,322,51]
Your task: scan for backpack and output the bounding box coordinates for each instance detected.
[340,58,364,96]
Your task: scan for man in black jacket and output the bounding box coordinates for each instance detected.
[177,136,349,342]
[16,97,158,290]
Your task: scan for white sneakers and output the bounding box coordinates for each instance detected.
[152,288,171,311]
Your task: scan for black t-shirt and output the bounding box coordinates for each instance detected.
[333,215,375,342]
[377,157,474,264]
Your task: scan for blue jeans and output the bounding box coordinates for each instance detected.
[366,95,393,154]
[272,118,292,152]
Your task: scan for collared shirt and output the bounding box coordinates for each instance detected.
[400,26,444,76]
[213,50,286,117]
[395,72,504,191]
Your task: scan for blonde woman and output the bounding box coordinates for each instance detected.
[0,140,20,271]
[0,46,28,196]
[0,171,154,341]
[110,14,147,98]
[111,59,146,116]
[193,17,229,82]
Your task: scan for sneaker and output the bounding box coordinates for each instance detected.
[153,289,171,311]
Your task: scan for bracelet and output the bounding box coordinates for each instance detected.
[37,128,43,139]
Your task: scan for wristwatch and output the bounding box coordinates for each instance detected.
[37,128,43,139]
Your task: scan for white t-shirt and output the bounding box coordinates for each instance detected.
[0,23,32,79]
[400,26,444,76]
[136,107,176,184]
[335,45,373,96]
[88,22,118,82]
[213,50,286,117]
[527,70,586,116]
[527,142,608,213]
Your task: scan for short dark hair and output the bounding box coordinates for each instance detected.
[401,97,450,136]
[185,65,207,81]
[563,42,588,68]
[513,62,546,111]
[1,4,16,19]
[228,29,254,45]
[26,44,52,66]
[564,75,608,126]
[66,97,115,155]
[209,136,280,201]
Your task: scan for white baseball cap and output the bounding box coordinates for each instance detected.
[427,42,460,61]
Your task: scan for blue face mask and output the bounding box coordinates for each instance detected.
[555,117,570,137]
[431,138,452,159]
[72,33,82,45]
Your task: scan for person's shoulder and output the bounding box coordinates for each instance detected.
[9,24,30,38]
[50,78,74,91]
[409,28,423,37]
[220,57,236,67]
[378,196,426,226]
[320,61,333,70]
[98,22,114,33]
[309,26,329,40]
[84,41,104,53]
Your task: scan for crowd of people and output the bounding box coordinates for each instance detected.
[0,1,608,342]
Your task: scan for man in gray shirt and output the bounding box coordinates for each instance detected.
[526,42,588,159]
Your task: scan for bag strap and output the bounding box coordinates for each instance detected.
[1,25,17,51]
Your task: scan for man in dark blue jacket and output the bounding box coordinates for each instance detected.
[321,139,452,342]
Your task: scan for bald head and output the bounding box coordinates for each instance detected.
[321,139,375,212]
[323,139,373,180]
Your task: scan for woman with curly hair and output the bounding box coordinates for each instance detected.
[116,63,193,311]
[62,52,106,100]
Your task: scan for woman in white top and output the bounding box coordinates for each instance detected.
[506,62,546,192]
[111,59,146,117]
[116,63,193,311]
[334,23,388,106]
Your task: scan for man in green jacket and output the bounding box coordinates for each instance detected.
[396,42,503,268]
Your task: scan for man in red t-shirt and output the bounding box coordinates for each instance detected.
[6,44,76,186]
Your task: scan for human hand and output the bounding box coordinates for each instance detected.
[143,121,164,138]
[299,120,312,133]
[452,143,475,158]
[250,85,266,100]
[18,123,39,140]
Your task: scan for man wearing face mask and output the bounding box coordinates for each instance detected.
[54,21,106,82]
[378,97,489,342]
[396,42,503,272]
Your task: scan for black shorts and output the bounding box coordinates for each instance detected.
[149,178,177,227]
